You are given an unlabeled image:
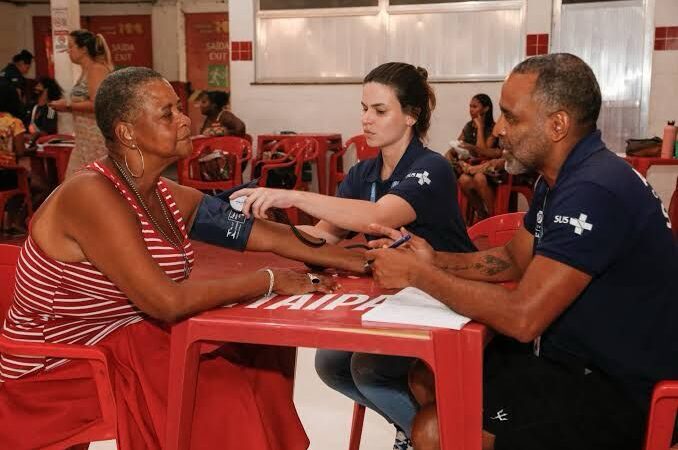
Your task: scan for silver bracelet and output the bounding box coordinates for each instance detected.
[263,268,274,298]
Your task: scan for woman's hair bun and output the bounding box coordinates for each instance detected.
[415,66,429,81]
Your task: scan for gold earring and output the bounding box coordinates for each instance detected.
[125,144,145,178]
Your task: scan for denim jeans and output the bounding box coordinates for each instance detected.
[314,349,418,437]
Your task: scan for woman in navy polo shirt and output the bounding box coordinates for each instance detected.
[231,62,473,449]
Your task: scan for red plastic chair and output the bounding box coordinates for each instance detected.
[0,244,118,449]
[261,136,321,190]
[257,138,318,188]
[0,164,33,231]
[177,136,252,192]
[644,381,678,450]
[467,212,526,249]
[257,138,319,224]
[669,176,678,241]
[494,174,535,216]
[328,135,379,196]
[458,173,534,226]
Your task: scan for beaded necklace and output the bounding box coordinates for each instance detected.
[111,157,191,279]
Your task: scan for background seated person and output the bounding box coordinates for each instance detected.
[231,62,475,450]
[457,155,506,220]
[198,90,246,137]
[26,77,63,147]
[448,94,503,220]
[368,53,678,450]
[445,93,500,165]
[0,67,366,450]
[0,83,28,233]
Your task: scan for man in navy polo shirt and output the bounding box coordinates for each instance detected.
[369,53,678,450]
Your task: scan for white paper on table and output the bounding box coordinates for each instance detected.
[361,287,471,330]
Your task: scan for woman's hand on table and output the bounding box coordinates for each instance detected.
[273,269,339,295]
[230,187,299,219]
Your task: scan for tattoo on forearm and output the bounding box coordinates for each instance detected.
[445,255,511,276]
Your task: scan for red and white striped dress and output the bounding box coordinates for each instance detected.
[0,162,309,450]
[1,161,195,381]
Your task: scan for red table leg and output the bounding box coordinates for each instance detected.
[166,321,202,450]
[428,326,485,450]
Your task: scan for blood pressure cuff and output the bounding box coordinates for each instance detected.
[189,180,258,251]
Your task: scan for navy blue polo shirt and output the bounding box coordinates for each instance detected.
[337,137,474,253]
[524,130,678,409]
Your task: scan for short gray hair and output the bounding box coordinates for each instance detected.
[95,67,165,142]
[512,53,601,129]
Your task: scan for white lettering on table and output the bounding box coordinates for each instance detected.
[304,294,337,310]
[354,295,389,311]
[265,294,314,310]
[321,294,369,310]
[242,294,389,311]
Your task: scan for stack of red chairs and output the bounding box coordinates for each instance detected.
[328,134,379,196]
[256,137,319,224]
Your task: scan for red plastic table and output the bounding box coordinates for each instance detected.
[31,143,74,185]
[166,249,489,450]
[256,133,343,195]
[623,156,678,177]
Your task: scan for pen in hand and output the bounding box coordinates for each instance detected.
[388,233,412,249]
[364,233,412,271]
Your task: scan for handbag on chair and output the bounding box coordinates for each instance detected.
[625,137,662,157]
[197,148,236,181]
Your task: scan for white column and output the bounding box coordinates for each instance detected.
[50,0,80,133]
[152,0,184,81]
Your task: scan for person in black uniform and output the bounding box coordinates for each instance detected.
[0,50,33,102]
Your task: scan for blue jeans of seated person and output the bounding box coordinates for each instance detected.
[314,349,418,437]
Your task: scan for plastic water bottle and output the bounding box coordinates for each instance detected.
[661,120,677,159]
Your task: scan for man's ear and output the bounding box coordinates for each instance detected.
[114,122,136,149]
[549,111,570,142]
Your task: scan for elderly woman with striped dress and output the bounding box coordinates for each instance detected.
[0,67,367,449]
